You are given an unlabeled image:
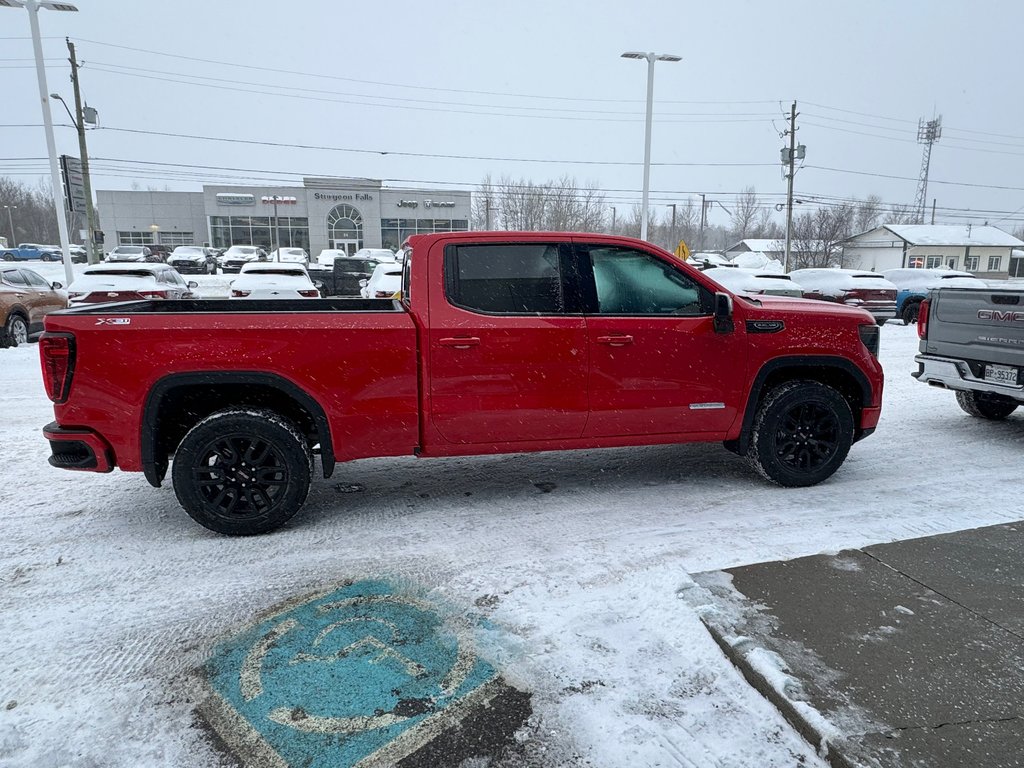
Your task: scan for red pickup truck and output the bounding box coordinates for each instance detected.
[40,232,884,535]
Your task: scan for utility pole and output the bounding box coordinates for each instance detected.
[66,38,99,264]
[931,199,936,225]
[611,206,617,232]
[778,100,802,272]
[669,203,677,248]
[3,205,16,245]
[485,198,492,229]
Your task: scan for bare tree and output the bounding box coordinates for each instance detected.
[729,187,760,241]
[0,176,60,245]
[886,203,917,225]
[854,194,883,233]
[475,175,607,232]
[790,204,856,269]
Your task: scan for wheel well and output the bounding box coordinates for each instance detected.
[727,360,870,455]
[143,378,335,486]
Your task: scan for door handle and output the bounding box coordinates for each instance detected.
[597,335,634,346]
[439,336,481,349]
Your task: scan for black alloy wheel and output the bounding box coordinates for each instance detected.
[172,409,313,535]
[747,380,854,487]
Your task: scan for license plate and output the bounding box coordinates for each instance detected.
[984,364,1019,385]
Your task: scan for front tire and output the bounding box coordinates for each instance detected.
[746,381,854,487]
[5,313,28,346]
[955,390,1018,420]
[171,409,313,535]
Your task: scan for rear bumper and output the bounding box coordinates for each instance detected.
[42,421,115,472]
[913,354,1024,402]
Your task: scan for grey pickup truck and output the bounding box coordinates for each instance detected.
[914,286,1024,419]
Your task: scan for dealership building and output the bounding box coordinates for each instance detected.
[95,177,472,255]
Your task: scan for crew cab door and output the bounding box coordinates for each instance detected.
[427,240,589,444]
[574,242,745,437]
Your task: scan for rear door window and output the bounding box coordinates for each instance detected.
[444,243,573,315]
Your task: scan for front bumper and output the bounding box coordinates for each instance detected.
[169,261,208,274]
[913,354,1024,402]
[43,422,115,472]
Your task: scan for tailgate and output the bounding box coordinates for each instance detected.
[923,287,1024,366]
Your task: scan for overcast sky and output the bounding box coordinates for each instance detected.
[3,0,1023,231]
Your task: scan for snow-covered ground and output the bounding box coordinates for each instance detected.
[3,289,1023,767]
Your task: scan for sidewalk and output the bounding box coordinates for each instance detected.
[687,522,1024,768]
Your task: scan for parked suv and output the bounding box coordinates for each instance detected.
[168,246,219,274]
[146,244,173,263]
[219,245,268,274]
[1,265,66,346]
[882,267,987,324]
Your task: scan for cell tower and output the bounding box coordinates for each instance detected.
[913,116,942,224]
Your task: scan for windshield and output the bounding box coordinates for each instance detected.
[172,247,204,255]
[112,246,144,254]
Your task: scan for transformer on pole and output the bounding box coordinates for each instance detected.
[913,116,942,224]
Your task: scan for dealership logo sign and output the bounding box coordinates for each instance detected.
[216,193,256,206]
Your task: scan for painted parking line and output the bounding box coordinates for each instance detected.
[199,580,512,768]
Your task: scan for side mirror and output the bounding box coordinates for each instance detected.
[359,278,368,288]
[713,291,734,334]
[187,280,199,289]
[51,281,63,290]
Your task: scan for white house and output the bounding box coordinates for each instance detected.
[840,225,1024,278]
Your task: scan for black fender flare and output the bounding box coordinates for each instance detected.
[141,371,335,487]
[730,356,875,455]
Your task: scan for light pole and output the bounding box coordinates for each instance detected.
[3,205,16,246]
[0,0,80,285]
[52,85,99,264]
[622,51,681,242]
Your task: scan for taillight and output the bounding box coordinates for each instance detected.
[231,289,251,297]
[298,289,320,297]
[40,333,75,403]
[917,299,929,339]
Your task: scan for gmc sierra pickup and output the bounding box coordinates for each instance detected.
[914,286,1024,419]
[40,232,884,535]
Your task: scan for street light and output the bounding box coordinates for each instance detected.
[622,51,681,242]
[0,0,80,285]
[3,205,16,246]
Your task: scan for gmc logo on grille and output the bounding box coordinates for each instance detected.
[978,309,1024,322]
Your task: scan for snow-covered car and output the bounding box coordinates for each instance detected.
[788,268,898,325]
[167,246,218,274]
[106,245,152,263]
[686,253,731,268]
[269,247,310,265]
[229,262,321,299]
[66,263,196,306]
[352,248,397,263]
[219,245,268,273]
[881,267,988,324]
[69,244,89,264]
[359,262,404,299]
[315,248,348,267]
[702,266,804,298]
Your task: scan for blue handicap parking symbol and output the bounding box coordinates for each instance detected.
[203,580,497,767]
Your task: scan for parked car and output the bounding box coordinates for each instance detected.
[69,244,89,264]
[1,265,66,345]
[360,262,404,298]
[315,248,348,267]
[66,263,196,306]
[106,245,152,263]
[1,243,62,262]
[788,268,898,325]
[352,248,398,263]
[229,262,321,299]
[881,267,988,324]
[269,247,310,265]
[168,246,219,275]
[146,244,173,263]
[333,255,389,296]
[686,253,731,268]
[219,245,268,273]
[702,266,804,298]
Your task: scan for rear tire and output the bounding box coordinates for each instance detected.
[876,317,887,326]
[746,381,854,487]
[171,409,313,535]
[955,390,1018,420]
[5,313,28,346]
[902,302,920,325]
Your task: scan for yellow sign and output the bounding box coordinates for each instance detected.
[673,240,691,261]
